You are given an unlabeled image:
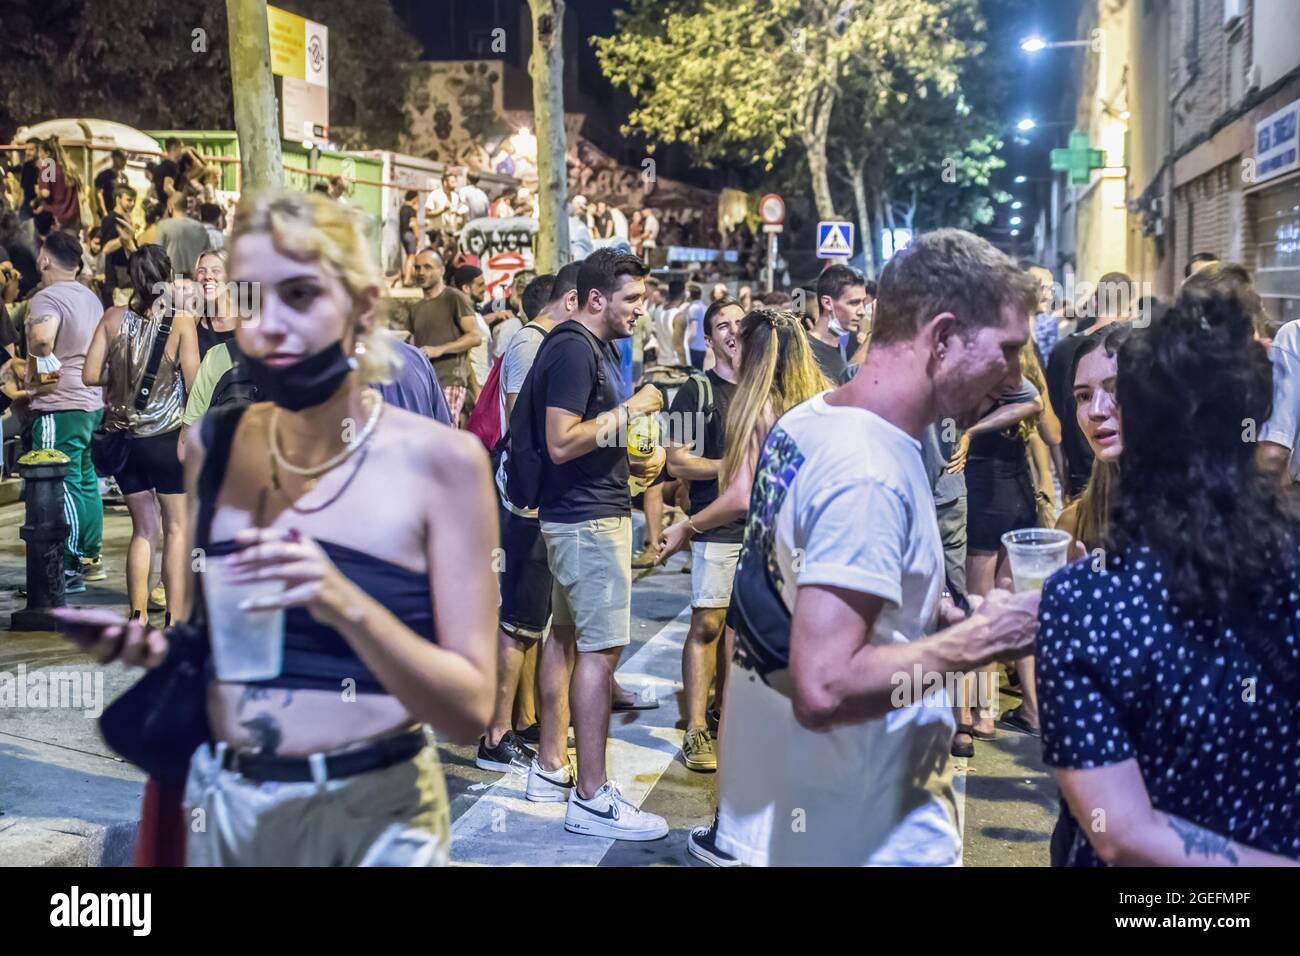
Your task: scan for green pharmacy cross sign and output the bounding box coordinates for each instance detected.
[1051,131,1107,185]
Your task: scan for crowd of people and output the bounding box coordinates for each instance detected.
[395,166,683,292]
[18,174,1300,867]
[2,137,232,314]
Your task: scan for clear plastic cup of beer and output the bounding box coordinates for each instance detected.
[1000,528,1074,593]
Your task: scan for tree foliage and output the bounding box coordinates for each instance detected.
[0,0,420,150]
[824,5,1009,274]
[595,0,978,220]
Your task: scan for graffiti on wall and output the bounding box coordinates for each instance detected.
[404,62,523,177]
[461,216,537,299]
[567,140,716,246]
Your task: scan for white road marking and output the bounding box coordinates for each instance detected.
[449,605,692,866]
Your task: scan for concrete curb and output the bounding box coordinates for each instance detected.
[0,817,137,867]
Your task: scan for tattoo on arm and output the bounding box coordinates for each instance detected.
[1167,816,1240,864]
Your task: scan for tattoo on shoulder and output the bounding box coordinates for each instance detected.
[1167,817,1240,865]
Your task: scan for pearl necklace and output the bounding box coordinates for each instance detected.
[269,391,385,493]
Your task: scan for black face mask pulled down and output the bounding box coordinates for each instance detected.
[242,341,355,411]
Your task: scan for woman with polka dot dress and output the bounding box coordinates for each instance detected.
[1037,271,1300,866]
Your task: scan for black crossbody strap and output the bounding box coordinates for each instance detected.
[190,404,249,627]
[133,310,175,413]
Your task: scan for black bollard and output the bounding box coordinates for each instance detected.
[11,448,71,631]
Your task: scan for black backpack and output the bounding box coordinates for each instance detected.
[209,339,261,409]
[504,321,607,511]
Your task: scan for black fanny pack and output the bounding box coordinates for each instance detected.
[726,531,797,696]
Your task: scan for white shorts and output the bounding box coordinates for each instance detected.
[690,539,741,609]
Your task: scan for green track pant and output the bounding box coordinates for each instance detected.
[31,408,104,571]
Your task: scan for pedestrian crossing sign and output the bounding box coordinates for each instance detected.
[817,221,854,259]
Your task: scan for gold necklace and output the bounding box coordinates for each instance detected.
[268,391,384,493]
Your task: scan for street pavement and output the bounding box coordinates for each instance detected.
[0,503,1057,866]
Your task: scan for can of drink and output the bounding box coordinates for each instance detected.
[627,414,659,495]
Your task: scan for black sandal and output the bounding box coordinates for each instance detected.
[999,705,1041,737]
[951,724,976,758]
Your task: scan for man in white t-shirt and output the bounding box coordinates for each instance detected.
[1259,317,1300,484]
[477,264,581,774]
[699,229,1042,867]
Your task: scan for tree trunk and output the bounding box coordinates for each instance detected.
[226,0,282,189]
[849,160,876,279]
[800,81,838,222]
[528,0,570,272]
[899,184,918,233]
[805,135,836,223]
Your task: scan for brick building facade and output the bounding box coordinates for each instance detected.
[1070,0,1300,319]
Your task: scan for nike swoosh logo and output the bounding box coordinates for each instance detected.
[577,801,618,820]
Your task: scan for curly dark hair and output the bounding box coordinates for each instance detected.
[1107,281,1300,611]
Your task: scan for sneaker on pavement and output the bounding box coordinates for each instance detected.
[148,583,167,611]
[476,730,536,773]
[631,545,658,569]
[63,570,86,595]
[80,557,106,582]
[525,757,575,803]
[687,814,740,867]
[565,781,669,841]
[515,723,541,746]
[682,728,717,772]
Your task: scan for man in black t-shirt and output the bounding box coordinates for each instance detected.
[152,138,184,203]
[526,248,672,840]
[665,297,744,773]
[18,144,39,220]
[98,185,138,307]
[398,190,420,285]
[94,150,128,223]
[808,263,869,383]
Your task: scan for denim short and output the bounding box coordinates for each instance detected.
[540,516,632,652]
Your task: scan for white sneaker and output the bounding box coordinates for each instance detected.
[525,757,574,803]
[565,781,669,841]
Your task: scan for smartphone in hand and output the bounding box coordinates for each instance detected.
[52,607,129,642]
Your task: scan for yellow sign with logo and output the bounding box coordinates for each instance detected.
[268,5,307,81]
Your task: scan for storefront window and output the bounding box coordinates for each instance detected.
[1253,176,1300,327]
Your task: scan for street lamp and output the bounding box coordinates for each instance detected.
[1017,117,1037,131]
[1012,201,1023,210]
[1011,229,1021,237]
[1010,216,1023,226]
[1014,175,1028,184]
[1021,35,1092,52]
